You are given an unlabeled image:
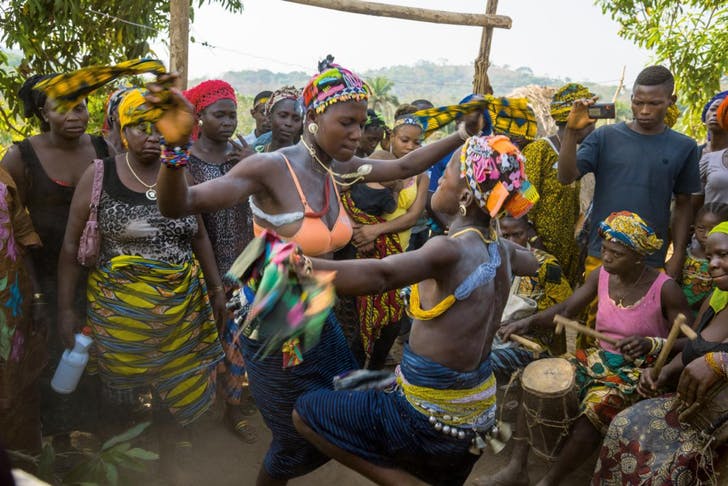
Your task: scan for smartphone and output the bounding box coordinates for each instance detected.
[588,103,616,119]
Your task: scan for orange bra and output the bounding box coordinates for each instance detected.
[252,155,353,256]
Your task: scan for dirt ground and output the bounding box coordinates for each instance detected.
[163,404,596,486]
[126,330,594,486]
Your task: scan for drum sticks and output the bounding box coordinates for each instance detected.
[651,313,688,381]
[509,334,544,353]
[553,315,619,345]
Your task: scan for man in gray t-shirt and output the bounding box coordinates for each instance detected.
[558,66,699,278]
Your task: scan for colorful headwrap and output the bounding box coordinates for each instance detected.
[102,87,132,134]
[117,88,161,130]
[184,79,237,115]
[364,109,386,129]
[264,86,302,117]
[550,83,595,123]
[302,61,370,114]
[488,97,538,141]
[459,135,539,218]
[393,114,424,132]
[701,90,728,122]
[707,221,728,313]
[411,96,492,139]
[718,96,728,131]
[597,211,663,256]
[35,58,166,113]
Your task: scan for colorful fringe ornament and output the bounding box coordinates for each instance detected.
[226,231,337,367]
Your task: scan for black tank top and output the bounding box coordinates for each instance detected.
[682,305,728,365]
[16,135,109,292]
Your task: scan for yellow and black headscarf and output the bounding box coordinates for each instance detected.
[550,83,595,124]
[35,58,166,113]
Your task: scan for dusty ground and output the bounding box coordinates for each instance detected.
[164,405,595,486]
[126,329,594,486]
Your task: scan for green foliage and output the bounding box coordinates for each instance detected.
[596,0,728,137]
[367,76,400,124]
[0,0,244,141]
[9,422,158,486]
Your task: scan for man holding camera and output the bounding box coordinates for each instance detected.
[558,65,699,288]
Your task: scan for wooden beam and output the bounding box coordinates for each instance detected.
[169,0,189,89]
[282,0,512,29]
[473,0,499,94]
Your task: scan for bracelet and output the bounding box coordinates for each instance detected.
[705,352,726,379]
[161,143,190,169]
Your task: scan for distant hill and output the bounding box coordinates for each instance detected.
[203,60,630,106]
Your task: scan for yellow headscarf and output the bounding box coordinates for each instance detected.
[550,83,595,123]
[708,221,728,313]
[117,88,163,130]
[597,211,663,255]
[35,58,166,113]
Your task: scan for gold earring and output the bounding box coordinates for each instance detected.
[308,123,319,135]
[459,203,467,216]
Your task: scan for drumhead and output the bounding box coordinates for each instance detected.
[521,357,575,396]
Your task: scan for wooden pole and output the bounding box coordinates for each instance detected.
[282,0,512,28]
[169,0,189,89]
[473,0,499,95]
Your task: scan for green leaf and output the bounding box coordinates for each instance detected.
[104,463,119,486]
[101,421,151,451]
[37,442,56,482]
[125,448,159,461]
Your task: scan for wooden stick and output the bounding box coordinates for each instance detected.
[651,314,687,381]
[281,0,513,28]
[509,334,544,353]
[553,315,619,345]
[680,323,698,340]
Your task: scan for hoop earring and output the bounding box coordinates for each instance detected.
[307,123,318,135]
[459,203,467,216]
[198,120,203,127]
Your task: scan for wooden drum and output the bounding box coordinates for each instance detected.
[521,357,579,460]
[679,381,728,446]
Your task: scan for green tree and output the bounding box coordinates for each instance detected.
[0,0,244,142]
[367,76,400,123]
[596,0,728,137]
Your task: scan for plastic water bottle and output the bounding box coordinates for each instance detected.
[51,327,93,394]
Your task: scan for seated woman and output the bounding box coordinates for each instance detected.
[681,202,728,312]
[491,215,573,383]
[593,221,728,485]
[491,211,693,486]
[292,134,539,486]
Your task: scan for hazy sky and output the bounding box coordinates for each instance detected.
[153,0,653,85]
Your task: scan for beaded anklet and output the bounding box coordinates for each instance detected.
[161,143,190,169]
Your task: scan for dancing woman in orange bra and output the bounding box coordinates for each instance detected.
[151,57,485,486]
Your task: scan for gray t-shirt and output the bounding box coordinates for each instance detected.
[577,122,700,267]
[699,149,728,204]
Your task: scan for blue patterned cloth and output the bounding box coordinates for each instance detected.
[241,313,357,480]
[294,346,493,485]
